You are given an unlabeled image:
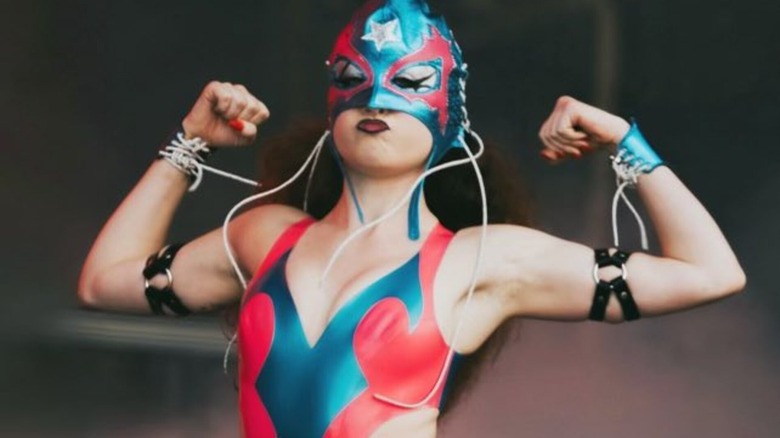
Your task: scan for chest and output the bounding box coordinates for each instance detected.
[253,247,429,350]
[289,238,431,345]
[238,249,452,433]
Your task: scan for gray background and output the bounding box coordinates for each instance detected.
[1,0,778,436]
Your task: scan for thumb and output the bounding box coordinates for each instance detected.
[572,105,629,145]
[228,119,258,138]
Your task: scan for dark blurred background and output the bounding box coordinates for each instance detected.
[1,0,778,437]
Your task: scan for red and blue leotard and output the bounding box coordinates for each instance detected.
[238,218,461,437]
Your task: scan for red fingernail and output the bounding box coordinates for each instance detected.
[228,119,244,132]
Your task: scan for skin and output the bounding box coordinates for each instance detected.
[78,83,746,437]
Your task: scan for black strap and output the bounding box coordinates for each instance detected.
[143,244,192,316]
[588,248,641,322]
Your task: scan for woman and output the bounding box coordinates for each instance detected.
[78,1,745,437]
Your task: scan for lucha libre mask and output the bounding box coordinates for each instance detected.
[326,0,470,240]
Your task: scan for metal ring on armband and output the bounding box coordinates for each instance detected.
[589,248,641,322]
[143,244,192,316]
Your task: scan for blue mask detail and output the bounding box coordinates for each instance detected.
[327,0,469,240]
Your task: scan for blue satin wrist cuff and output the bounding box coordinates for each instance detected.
[614,120,663,175]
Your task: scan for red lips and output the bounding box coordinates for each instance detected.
[357,119,389,133]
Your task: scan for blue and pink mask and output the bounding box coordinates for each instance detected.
[326,0,470,240]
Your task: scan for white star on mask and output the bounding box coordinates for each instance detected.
[361,18,401,52]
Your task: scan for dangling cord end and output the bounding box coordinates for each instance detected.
[159,132,262,191]
[610,180,649,251]
[609,120,661,250]
[371,129,488,409]
[220,130,330,376]
[223,332,237,375]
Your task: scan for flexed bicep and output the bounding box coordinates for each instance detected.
[81,225,244,315]
[477,221,743,324]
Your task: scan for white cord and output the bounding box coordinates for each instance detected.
[315,131,488,408]
[221,130,330,373]
[159,132,260,192]
[200,163,261,188]
[610,153,650,250]
[215,126,488,405]
[303,137,326,213]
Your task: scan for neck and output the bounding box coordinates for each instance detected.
[323,169,436,234]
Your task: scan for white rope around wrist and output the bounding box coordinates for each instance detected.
[158,132,260,191]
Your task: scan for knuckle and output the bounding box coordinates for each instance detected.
[216,96,231,110]
[557,95,573,107]
[246,104,262,118]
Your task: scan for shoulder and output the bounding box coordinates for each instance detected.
[448,223,556,259]
[442,223,580,296]
[228,204,312,275]
[436,223,548,301]
[433,224,549,352]
[434,223,594,341]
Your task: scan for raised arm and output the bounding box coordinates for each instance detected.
[78,81,271,314]
[450,96,745,335]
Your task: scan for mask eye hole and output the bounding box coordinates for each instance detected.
[391,64,439,93]
[331,58,366,89]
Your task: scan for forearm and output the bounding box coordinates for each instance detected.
[635,166,745,293]
[78,159,189,303]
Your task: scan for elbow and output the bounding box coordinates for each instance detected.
[707,264,747,300]
[77,271,104,309]
[76,280,97,309]
[723,267,747,296]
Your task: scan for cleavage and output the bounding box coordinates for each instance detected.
[284,232,423,348]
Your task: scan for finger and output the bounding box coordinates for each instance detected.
[211,82,234,114]
[239,96,270,125]
[233,84,259,121]
[223,85,248,120]
[228,119,258,138]
[544,129,569,155]
[555,111,594,158]
[551,110,579,154]
[560,144,583,159]
[539,116,562,154]
[553,111,590,146]
[233,84,251,116]
[549,107,566,142]
[547,138,581,159]
[549,129,583,159]
[559,125,588,141]
[540,148,562,162]
[575,140,596,154]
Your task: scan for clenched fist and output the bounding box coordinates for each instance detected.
[538,96,630,162]
[182,81,270,147]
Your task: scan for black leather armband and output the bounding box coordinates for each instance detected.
[143,243,192,316]
[588,248,641,322]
